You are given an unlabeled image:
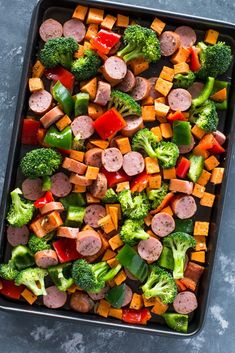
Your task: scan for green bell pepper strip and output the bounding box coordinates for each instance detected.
[173,121,192,146]
[44,126,72,150]
[74,93,89,117]
[116,245,148,282]
[188,155,204,182]
[192,76,215,108]
[48,263,74,291]
[52,81,74,116]
[59,193,85,210]
[65,206,85,227]
[105,284,127,308]
[215,100,228,110]
[162,313,188,333]
[175,219,194,234]
[211,80,230,94]
[12,245,35,271]
[157,247,174,270]
[42,176,52,191]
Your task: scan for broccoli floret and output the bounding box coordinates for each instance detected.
[48,263,74,291]
[102,188,119,203]
[108,90,141,117]
[72,134,85,151]
[163,313,188,333]
[6,188,34,228]
[39,37,78,69]
[0,260,19,280]
[197,41,233,80]
[120,219,149,246]
[28,233,53,254]
[142,266,177,304]
[72,259,121,293]
[118,190,150,220]
[11,245,35,270]
[173,71,195,89]
[71,49,102,81]
[189,100,219,132]
[15,267,48,296]
[20,148,62,179]
[163,232,196,279]
[132,128,159,158]
[147,183,169,210]
[117,25,161,63]
[155,142,179,169]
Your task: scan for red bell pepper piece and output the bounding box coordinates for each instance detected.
[130,172,149,192]
[0,279,24,300]
[101,167,132,188]
[45,67,75,92]
[93,108,127,140]
[91,29,121,55]
[198,133,225,154]
[122,308,152,325]
[53,238,82,263]
[167,111,187,122]
[176,157,191,179]
[189,46,201,72]
[34,191,54,209]
[57,148,72,155]
[21,118,40,145]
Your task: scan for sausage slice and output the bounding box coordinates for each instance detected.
[102,148,123,172]
[89,173,108,199]
[40,202,64,215]
[76,230,102,256]
[160,31,181,56]
[173,291,198,314]
[40,106,64,129]
[123,151,145,176]
[35,249,58,268]
[169,179,193,194]
[57,227,79,239]
[51,172,72,197]
[103,56,127,85]
[138,237,163,263]
[70,292,94,312]
[151,212,175,237]
[175,26,197,48]
[7,225,29,247]
[29,90,53,115]
[62,157,87,175]
[130,77,150,101]
[94,81,111,106]
[43,286,67,309]
[71,115,94,139]
[22,178,44,201]
[168,88,192,111]
[85,148,103,168]
[116,70,136,93]
[121,116,144,137]
[63,19,86,43]
[39,19,63,42]
[84,205,107,228]
[171,195,197,219]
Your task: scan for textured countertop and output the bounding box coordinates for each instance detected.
[0,0,235,352]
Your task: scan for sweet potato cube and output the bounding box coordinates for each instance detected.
[159,66,175,82]
[174,62,190,75]
[204,155,220,171]
[192,183,205,198]
[129,57,149,75]
[160,123,173,138]
[142,105,156,122]
[149,174,162,189]
[56,115,71,131]
[116,137,131,154]
[97,299,111,318]
[155,77,173,96]
[116,14,129,27]
[32,60,45,78]
[145,157,160,174]
[74,45,85,59]
[85,166,99,180]
[72,5,88,21]
[191,125,206,139]
[86,193,100,204]
[102,249,116,261]
[108,308,123,320]
[87,8,104,24]
[73,185,86,193]
[210,167,224,184]
[200,192,215,207]
[90,139,109,149]
[98,215,116,234]
[204,29,219,45]
[160,206,173,216]
[163,167,176,179]
[171,47,190,64]
[116,181,130,192]
[21,288,37,305]
[194,221,209,236]
[69,150,84,162]
[108,234,124,250]
[107,257,120,268]
[194,235,207,251]
[154,102,170,118]
[114,270,127,285]
[29,78,44,92]
[101,15,116,30]
[151,126,162,141]
[197,169,211,186]
[151,297,168,315]
[85,23,98,40]
[150,17,166,35]
[190,251,205,263]
[130,293,143,310]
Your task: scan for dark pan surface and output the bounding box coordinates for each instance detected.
[0,0,235,337]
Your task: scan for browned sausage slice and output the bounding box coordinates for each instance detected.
[29,90,53,115]
[43,286,67,308]
[178,136,195,154]
[169,179,193,194]
[168,88,192,111]
[84,205,107,228]
[39,19,63,42]
[57,226,79,239]
[69,174,93,186]
[88,287,109,300]
[62,157,87,175]
[151,212,175,237]
[89,173,108,199]
[39,202,64,215]
[63,19,86,43]
[85,148,103,168]
[103,56,127,85]
[51,172,72,197]
[121,285,133,307]
[173,291,198,314]
[187,82,204,99]
[71,115,94,139]
[76,230,102,256]
[160,31,181,56]
[184,262,204,284]
[123,151,145,176]
[121,116,144,137]
[130,77,150,101]
[137,237,163,263]
[35,249,58,268]
[40,106,64,128]
[70,292,94,312]
[102,148,123,172]
[116,70,136,93]
[175,26,197,48]
[7,225,29,247]
[22,178,44,201]
[94,81,111,106]
[171,195,197,219]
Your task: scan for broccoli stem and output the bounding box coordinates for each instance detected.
[60,53,73,70]
[123,48,143,62]
[145,144,158,159]
[173,256,185,279]
[102,264,122,281]
[135,230,150,241]
[117,43,136,58]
